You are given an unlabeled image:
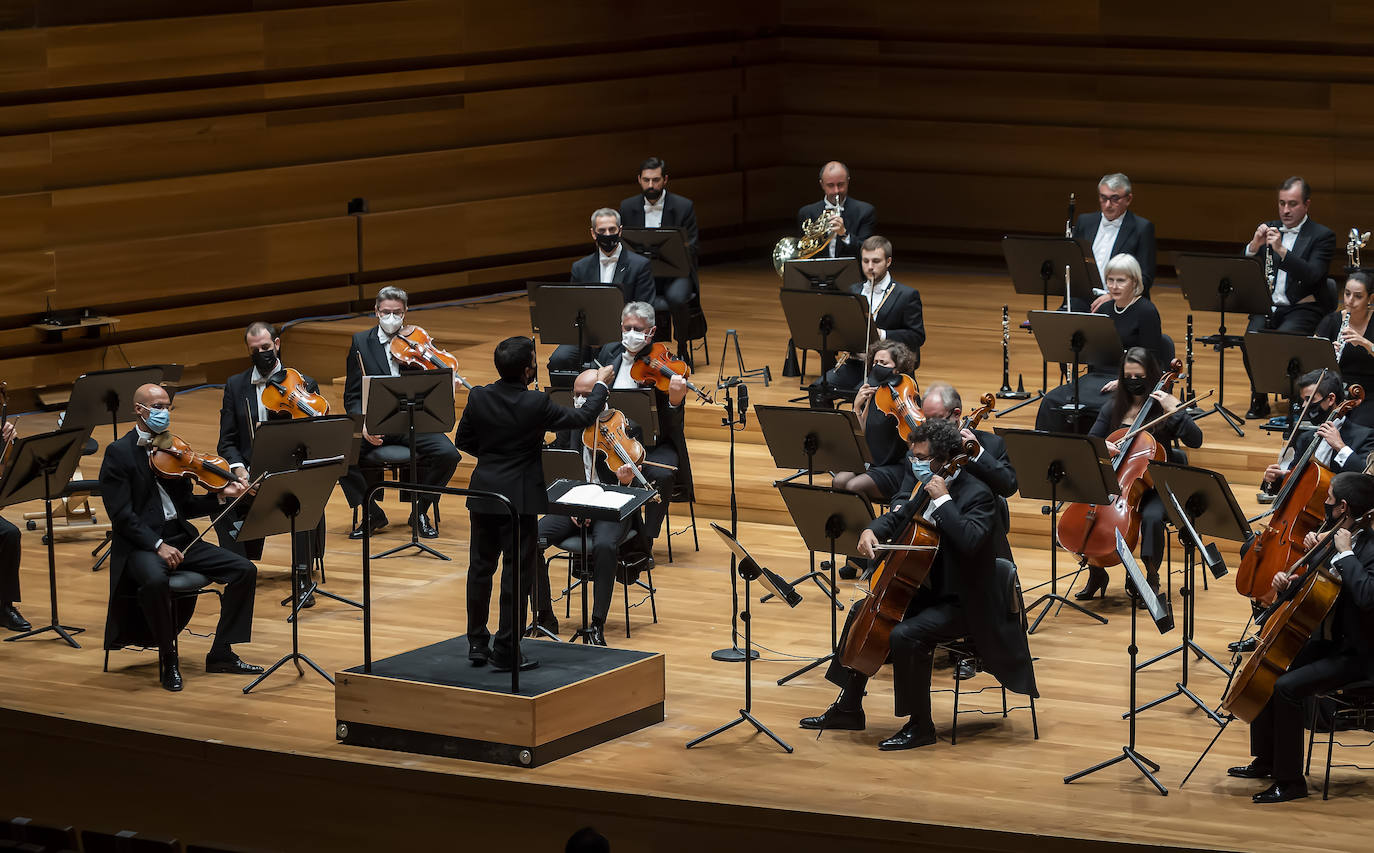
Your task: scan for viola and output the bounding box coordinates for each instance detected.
[389,325,473,390]
[1056,359,1183,569]
[262,367,330,419]
[628,342,714,403]
[872,374,923,440]
[580,408,673,497]
[148,434,237,492]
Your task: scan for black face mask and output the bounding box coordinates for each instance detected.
[867,364,896,387]
[1305,402,1329,423]
[1325,501,1341,526]
[595,232,621,253]
[1122,376,1150,397]
[252,348,279,377]
[643,187,664,202]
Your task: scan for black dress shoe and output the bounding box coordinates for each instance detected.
[409,510,438,539]
[285,571,315,609]
[878,720,938,751]
[0,604,30,632]
[1229,637,1259,654]
[468,641,490,666]
[490,652,539,672]
[799,705,865,731]
[1227,762,1272,779]
[349,509,389,540]
[1253,779,1308,804]
[586,622,607,646]
[954,658,979,681]
[205,653,265,675]
[1246,394,1271,420]
[161,658,184,692]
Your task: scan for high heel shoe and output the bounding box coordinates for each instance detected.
[1074,567,1108,600]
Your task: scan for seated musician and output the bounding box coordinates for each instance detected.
[1314,272,1374,426]
[810,236,925,407]
[1230,472,1374,804]
[595,301,689,544]
[799,418,1038,748]
[340,286,461,540]
[1072,172,1157,299]
[217,321,323,607]
[98,384,262,692]
[1241,177,1338,419]
[1262,369,1374,497]
[548,208,657,373]
[1076,348,1201,604]
[1034,253,1164,432]
[619,157,698,348]
[1,420,29,633]
[533,369,644,646]
[832,341,915,505]
[797,161,876,260]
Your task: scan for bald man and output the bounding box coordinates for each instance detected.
[796,161,876,260]
[98,383,262,692]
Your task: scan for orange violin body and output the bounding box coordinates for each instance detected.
[629,342,714,403]
[872,374,924,441]
[261,367,329,418]
[148,434,237,492]
[389,326,472,389]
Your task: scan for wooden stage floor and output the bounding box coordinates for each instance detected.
[2,263,1369,852]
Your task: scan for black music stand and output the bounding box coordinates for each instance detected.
[541,448,586,484]
[997,428,1117,632]
[1064,530,1173,796]
[62,366,168,442]
[546,478,657,644]
[1000,236,1097,412]
[240,464,345,693]
[782,257,860,291]
[1026,310,1124,433]
[528,283,625,370]
[1,427,92,648]
[773,482,876,686]
[686,523,800,754]
[621,227,692,279]
[1244,331,1339,433]
[1130,461,1249,724]
[778,289,870,400]
[1176,253,1273,437]
[364,371,456,560]
[549,388,659,446]
[250,415,360,618]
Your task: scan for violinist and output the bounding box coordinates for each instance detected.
[1230,472,1374,804]
[1074,348,1202,604]
[217,321,324,607]
[800,419,1038,749]
[595,301,690,543]
[1,419,28,633]
[1261,370,1374,498]
[97,384,262,692]
[340,286,461,540]
[1314,272,1374,426]
[832,341,916,505]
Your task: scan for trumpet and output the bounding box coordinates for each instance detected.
[772,199,843,276]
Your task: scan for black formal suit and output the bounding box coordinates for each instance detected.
[826,472,1038,727]
[339,326,461,517]
[819,278,927,395]
[0,516,20,605]
[1073,210,1157,297]
[1243,218,1338,394]
[796,197,876,259]
[98,429,257,655]
[454,378,609,658]
[1262,418,1374,499]
[1250,530,1374,781]
[549,249,658,372]
[619,191,699,344]
[891,428,1017,562]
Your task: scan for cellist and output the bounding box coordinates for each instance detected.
[799,418,1038,750]
[1261,370,1374,496]
[1230,472,1374,804]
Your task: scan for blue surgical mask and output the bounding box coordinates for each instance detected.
[141,405,170,434]
[909,455,932,482]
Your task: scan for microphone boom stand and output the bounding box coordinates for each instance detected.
[711,380,758,663]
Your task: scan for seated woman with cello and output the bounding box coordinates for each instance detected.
[799,418,1038,750]
[833,340,919,504]
[1069,347,1201,604]
[1226,472,1374,804]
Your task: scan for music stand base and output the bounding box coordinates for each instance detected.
[243,651,335,693]
[4,623,84,648]
[776,652,832,686]
[995,389,1044,416]
[1194,402,1245,437]
[1026,592,1107,634]
[711,646,760,662]
[1065,746,1167,796]
[761,570,841,609]
[374,537,449,560]
[686,709,793,753]
[284,581,364,623]
[1128,682,1225,725]
[1135,637,1230,676]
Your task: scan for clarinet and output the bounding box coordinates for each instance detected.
[999,304,1013,394]
[1336,310,1350,362]
[1186,314,1198,412]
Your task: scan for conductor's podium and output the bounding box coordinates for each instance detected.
[335,637,665,767]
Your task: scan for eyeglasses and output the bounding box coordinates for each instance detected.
[1099,194,1129,204]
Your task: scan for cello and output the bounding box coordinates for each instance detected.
[1056,359,1183,568]
[1235,385,1365,602]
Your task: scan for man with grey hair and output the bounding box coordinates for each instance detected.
[797,161,876,259]
[1072,172,1156,298]
[550,208,656,373]
[340,285,461,539]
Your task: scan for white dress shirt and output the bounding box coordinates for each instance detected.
[1245,215,1307,306]
[923,469,958,520]
[643,192,666,228]
[614,349,639,389]
[1280,416,1354,471]
[859,272,894,340]
[228,360,282,476]
[1092,214,1123,277]
[599,245,622,284]
[375,326,403,376]
[824,197,849,258]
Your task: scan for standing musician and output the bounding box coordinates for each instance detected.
[594,301,690,544]
[1073,173,1157,299]
[1261,370,1374,498]
[98,384,262,692]
[1034,253,1164,432]
[549,208,657,373]
[1076,348,1202,604]
[811,236,925,407]
[217,321,324,607]
[1,420,28,633]
[455,337,614,672]
[1242,176,1338,420]
[832,341,916,505]
[619,157,698,348]
[340,286,461,540]
[1314,271,1374,426]
[797,161,875,259]
[799,418,1038,748]
[1229,472,1374,804]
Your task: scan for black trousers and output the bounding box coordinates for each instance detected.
[641,443,678,540]
[652,275,695,342]
[1244,304,1325,395]
[467,511,538,658]
[213,502,322,567]
[123,526,257,656]
[338,432,459,514]
[1034,369,1115,432]
[537,514,629,622]
[0,516,20,604]
[1249,639,1367,781]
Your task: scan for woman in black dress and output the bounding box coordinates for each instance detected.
[833,340,916,503]
[1315,271,1374,426]
[1034,253,1164,432]
[1075,347,1203,605]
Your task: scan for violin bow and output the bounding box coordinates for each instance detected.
[1277,368,1327,463]
[180,470,270,552]
[1115,390,1213,445]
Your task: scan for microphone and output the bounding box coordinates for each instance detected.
[738,383,750,428]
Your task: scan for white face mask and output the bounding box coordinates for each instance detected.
[622,329,648,353]
[379,312,404,335]
[573,394,588,409]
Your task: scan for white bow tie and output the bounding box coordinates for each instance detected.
[1281,226,1301,236]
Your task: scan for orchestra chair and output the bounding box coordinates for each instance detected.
[551,528,657,638]
[349,444,441,531]
[2,817,79,853]
[675,293,710,369]
[23,437,109,542]
[102,573,221,684]
[1304,679,1374,800]
[662,478,699,563]
[934,559,1039,745]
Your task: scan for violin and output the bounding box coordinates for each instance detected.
[389,326,473,390]
[148,434,238,492]
[1056,359,1183,569]
[628,342,714,403]
[1235,384,1365,603]
[261,367,330,418]
[580,408,674,498]
[872,373,923,441]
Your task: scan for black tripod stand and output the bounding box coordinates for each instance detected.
[368,371,455,561]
